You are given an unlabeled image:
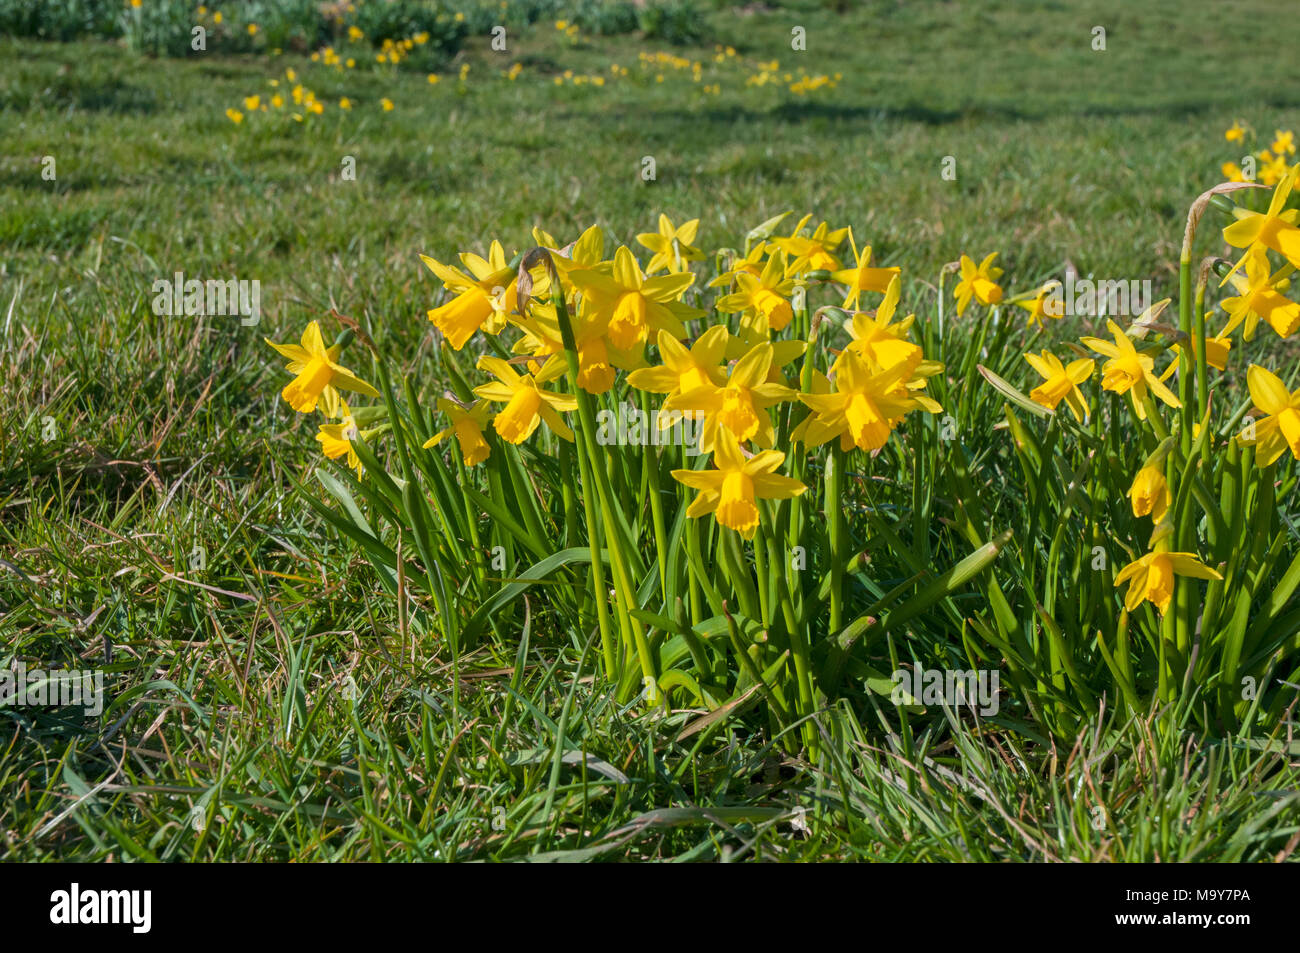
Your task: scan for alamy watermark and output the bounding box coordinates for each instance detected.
[0,662,104,716]
[891,666,1000,716]
[1044,273,1152,318]
[151,271,261,326]
[595,403,703,455]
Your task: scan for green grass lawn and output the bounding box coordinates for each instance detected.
[3,0,1300,861]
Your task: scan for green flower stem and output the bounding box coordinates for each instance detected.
[549,278,655,696]
[827,442,845,635]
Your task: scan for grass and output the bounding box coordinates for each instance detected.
[3,0,1300,862]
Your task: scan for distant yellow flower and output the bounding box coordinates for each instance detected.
[671,433,806,539]
[1225,122,1245,144]
[339,97,351,110]
[636,213,704,275]
[247,23,258,35]
[130,0,141,7]
[270,94,284,109]
[1273,130,1296,156]
[1079,320,1180,419]
[1238,364,1300,465]
[1115,549,1221,615]
[243,95,260,111]
[380,98,394,111]
[225,108,244,124]
[1128,465,1170,522]
[953,253,1003,314]
[473,356,576,444]
[213,11,222,24]
[265,321,379,415]
[348,25,363,41]
[1023,349,1093,421]
[427,73,440,84]
[423,398,492,466]
[1221,161,1246,183]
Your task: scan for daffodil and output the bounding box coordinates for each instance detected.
[1222,165,1300,280]
[836,273,923,378]
[1079,320,1180,419]
[421,241,525,350]
[627,326,729,401]
[1171,334,1232,371]
[567,246,704,351]
[830,231,900,309]
[767,214,848,273]
[1023,350,1094,421]
[707,244,767,288]
[473,356,576,444]
[1128,464,1170,522]
[423,398,492,466]
[1221,161,1246,183]
[715,250,796,331]
[1237,364,1300,464]
[794,349,940,452]
[953,253,1004,315]
[1220,247,1300,339]
[1225,122,1245,144]
[1012,280,1063,328]
[636,214,704,275]
[1115,547,1222,615]
[665,342,795,452]
[1273,130,1296,156]
[316,401,363,474]
[670,433,806,539]
[509,298,636,395]
[265,321,379,415]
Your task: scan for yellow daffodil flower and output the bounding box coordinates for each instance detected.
[473,355,577,444]
[1237,364,1300,464]
[1221,161,1246,183]
[1023,349,1094,421]
[421,241,524,350]
[567,246,704,351]
[265,321,379,415]
[636,214,704,275]
[836,273,923,378]
[666,342,795,452]
[1220,247,1300,339]
[1079,320,1181,419]
[1223,165,1300,280]
[1225,122,1245,144]
[715,250,796,331]
[627,326,729,400]
[707,244,767,288]
[1128,464,1170,522]
[794,349,940,452]
[767,214,848,273]
[830,231,900,309]
[316,401,363,474]
[423,398,492,466]
[1115,547,1222,615]
[670,433,806,539]
[1273,130,1296,156]
[1012,280,1063,328]
[953,253,1004,314]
